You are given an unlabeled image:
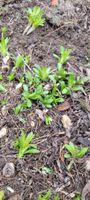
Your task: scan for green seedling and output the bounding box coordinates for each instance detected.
[73,194,81,200]
[25,70,33,82]
[34,65,51,81]
[41,166,53,175]
[0,84,6,92]
[14,99,32,114]
[0,74,3,81]
[38,191,60,200]
[45,115,52,125]
[8,72,15,81]
[38,190,51,200]
[24,6,45,35]
[0,99,7,106]
[14,54,31,69]
[53,195,60,200]
[0,27,9,57]
[53,46,71,70]
[0,190,4,200]
[64,142,88,159]
[14,130,39,158]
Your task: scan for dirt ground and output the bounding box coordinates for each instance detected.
[0,0,90,199]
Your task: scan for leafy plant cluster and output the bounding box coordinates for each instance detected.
[64,142,88,159]
[37,190,60,200]
[14,46,89,114]
[24,6,45,35]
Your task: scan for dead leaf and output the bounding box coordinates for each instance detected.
[82,180,90,200]
[51,0,58,6]
[35,109,44,121]
[61,115,72,138]
[57,101,70,111]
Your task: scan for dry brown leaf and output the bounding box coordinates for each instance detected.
[57,101,70,111]
[82,180,90,200]
[61,115,72,138]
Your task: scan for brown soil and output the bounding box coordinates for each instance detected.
[0,0,90,199]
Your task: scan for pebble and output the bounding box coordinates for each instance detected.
[15,83,23,94]
[3,162,15,177]
[1,106,8,116]
[0,127,7,139]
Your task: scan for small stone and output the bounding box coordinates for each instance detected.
[0,127,7,139]
[30,120,35,127]
[15,83,23,94]
[2,56,10,71]
[1,106,8,116]
[85,159,90,171]
[3,163,15,177]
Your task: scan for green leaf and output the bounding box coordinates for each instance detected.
[38,190,51,200]
[68,73,75,87]
[0,74,3,81]
[26,148,39,154]
[77,147,88,158]
[62,87,70,95]
[14,131,39,158]
[0,190,4,200]
[64,153,71,159]
[0,84,6,92]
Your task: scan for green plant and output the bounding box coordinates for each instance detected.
[34,65,51,81]
[73,194,81,200]
[24,6,45,34]
[14,100,32,114]
[41,166,53,175]
[0,84,6,92]
[0,99,7,106]
[0,190,4,200]
[64,142,88,159]
[45,115,52,125]
[38,191,51,200]
[8,72,15,81]
[14,54,31,69]
[53,195,60,200]
[14,130,39,158]
[13,47,89,113]
[0,74,3,81]
[38,191,60,200]
[0,27,9,57]
[53,46,71,71]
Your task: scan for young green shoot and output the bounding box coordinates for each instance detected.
[0,27,9,57]
[38,191,60,200]
[64,142,88,159]
[38,190,51,200]
[45,115,52,125]
[24,6,45,35]
[0,84,6,92]
[41,166,53,175]
[14,54,31,70]
[34,65,51,81]
[14,130,39,158]
[54,46,71,71]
